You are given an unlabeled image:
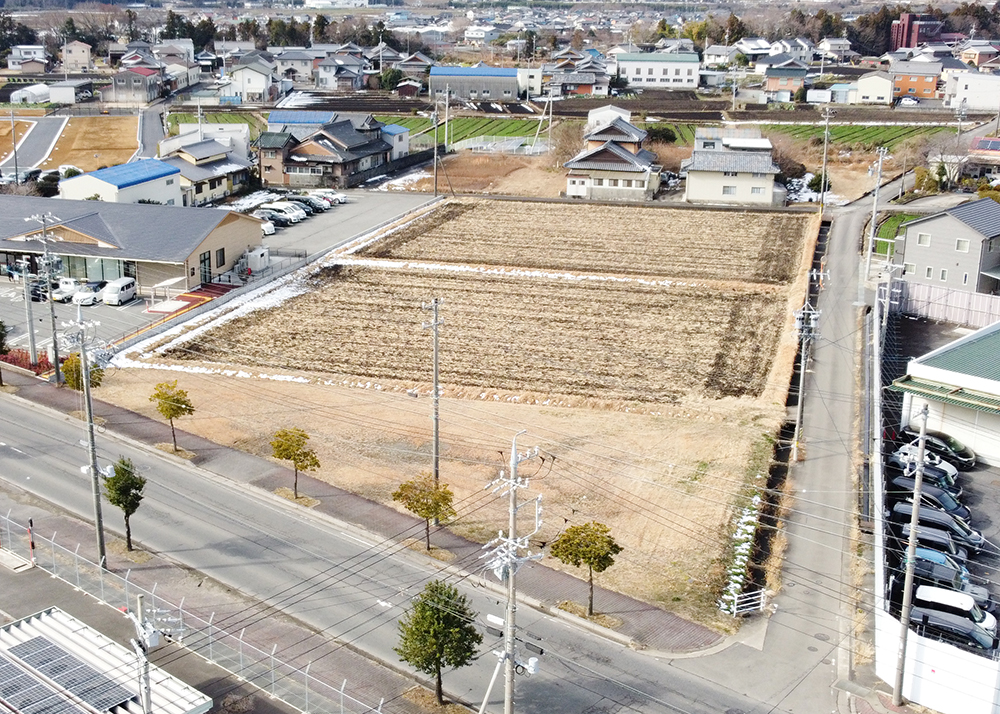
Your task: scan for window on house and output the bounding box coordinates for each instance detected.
[594,178,603,186]
[673,78,683,82]
[956,238,970,252]
[752,172,765,178]
[903,262,915,275]
[662,68,669,75]
[722,185,736,195]
[703,141,716,149]
[674,68,681,75]
[215,248,225,268]
[623,179,632,187]
[311,167,322,174]
[634,68,641,75]
[940,269,948,281]
[908,88,916,93]
[917,233,930,246]
[723,171,737,176]
[925,266,933,278]
[195,184,204,194]
[647,68,653,75]
[166,178,174,185]
[636,180,645,188]
[751,187,764,195]
[609,179,619,186]
[687,69,693,75]
[264,150,276,159]
[482,90,490,96]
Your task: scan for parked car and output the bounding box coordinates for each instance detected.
[260,220,275,236]
[50,277,82,303]
[103,277,136,306]
[891,444,959,480]
[251,209,290,228]
[888,477,972,523]
[899,96,920,107]
[17,169,41,184]
[892,523,969,563]
[909,607,998,655]
[28,281,48,302]
[900,427,976,470]
[58,164,83,177]
[914,585,997,634]
[888,500,984,552]
[914,546,973,584]
[260,202,306,223]
[310,189,348,204]
[71,280,108,306]
[884,462,962,498]
[285,195,324,213]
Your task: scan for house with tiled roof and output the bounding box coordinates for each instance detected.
[58,159,182,205]
[563,107,660,201]
[890,320,1000,464]
[680,127,783,206]
[894,197,1000,294]
[160,140,252,206]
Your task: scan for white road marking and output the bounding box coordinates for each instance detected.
[340,531,372,547]
[377,600,392,608]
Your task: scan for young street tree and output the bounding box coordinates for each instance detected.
[103,456,146,551]
[549,521,624,616]
[270,427,319,498]
[392,474,456,550]
[149,380,196,452]
[62,352,104,392]
[394,580,482,705]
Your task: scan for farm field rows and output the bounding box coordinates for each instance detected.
[167,112,267,139]
[376,115,551,143]
[763,123,949,149]
[640,122,698,144]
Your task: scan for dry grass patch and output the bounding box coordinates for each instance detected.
[273,487,319,508]
[153,443,196,460]
[40,116,139,172]
[402,153,565,197]
[556,600,624,630]
[402,686,467,713]
[0,120,35,161]
[400,538,456,562]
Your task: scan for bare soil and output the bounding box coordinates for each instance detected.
[0,120,35,162]
[40,116,139,172]
[99,198,819,629]
[401,153,566,197]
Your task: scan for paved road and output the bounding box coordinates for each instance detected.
[0,116,67,170]
[137,104,165,159]
[0,393,779,714]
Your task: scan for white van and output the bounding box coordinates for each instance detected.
[103,277,136,306]
[261,202,306,223]
[915,585,997,635]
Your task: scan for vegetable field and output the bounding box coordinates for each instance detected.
[166,112,267,139]
[763,124,948,150]
[376,115,550,143]
[640,123,698,145]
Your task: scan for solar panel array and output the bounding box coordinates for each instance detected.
[9,636,136,713]
[975,137,1000,152]
[0,650,89,714]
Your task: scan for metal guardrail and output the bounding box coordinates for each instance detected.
[0,512,387,714]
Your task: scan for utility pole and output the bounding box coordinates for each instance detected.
[819,106,835,215]
[482,432,542,714]
[127,594,161,714]
[26,213,63,385]
[865,146,888,281]
[893,405,930,706]
[17,255,37,365]
[444,83,450,153]
[60,304,106,566]
[422,298,443,487]
[432,104,439,196]
[10,111,19,185]
[952,98,967,191]
[791,297,820,462]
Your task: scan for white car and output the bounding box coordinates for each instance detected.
[892,443,959,479]
[309,189,347,204]
[51,278,82,303]
[899,96,920,107]
[72,282,107,306]
[260,220,275,236]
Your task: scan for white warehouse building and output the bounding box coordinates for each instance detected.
[615,52,699,90]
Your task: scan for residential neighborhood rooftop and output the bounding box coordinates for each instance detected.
[63,159,179,189]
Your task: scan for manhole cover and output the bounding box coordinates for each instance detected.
[815,633,830,641]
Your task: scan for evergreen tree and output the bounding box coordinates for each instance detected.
[103,457,146,551]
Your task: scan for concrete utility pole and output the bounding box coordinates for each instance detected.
[482,432,542,714]
[444,83,450,153]
[865,146,888,281]
[17,255,37,365]
[893,405,930,706]
[819,106,835,215]
[791,299,820,462]
[10,111,19,185]
[60,304,106,566]
[26,213,63,385]
[432,105,439,196]
[952,98,967,191]
[422,298,443,487]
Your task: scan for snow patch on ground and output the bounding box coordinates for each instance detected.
[228,190,285,212]
[371,170,431,191]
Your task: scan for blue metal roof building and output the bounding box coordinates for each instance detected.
[381,123,409,136]
[429,65,519,101]
[65,159,180,189]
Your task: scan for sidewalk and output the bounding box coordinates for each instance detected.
[2,368,721,655]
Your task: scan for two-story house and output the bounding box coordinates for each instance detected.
[228,61,279,103]
[769,38,815,64]
[275,50,316,81]
[62,41,92,72]
[563,106,661,201]
[8,45,47,72]
[895,198,1000,294]
[106,67,162,103]
[764,66,808,101]
[681,127,783,206]
[160,139,252,206]
[890,60,941,100]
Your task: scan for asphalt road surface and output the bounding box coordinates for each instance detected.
[0,116,68,170]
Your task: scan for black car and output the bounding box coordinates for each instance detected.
[900,427,976,470]
[252,209,291,228]
[887,476,972,523]
[28,281,48,302]
[884,461,962,498]
[285,196,323,216]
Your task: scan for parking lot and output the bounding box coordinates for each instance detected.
[0,189,436,355]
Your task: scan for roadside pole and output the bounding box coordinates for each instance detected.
[864,147,888,281]
[18,256,37,365]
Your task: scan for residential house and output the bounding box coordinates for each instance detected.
[62,40,92,72]
[382,123,410,160]
[959,41,1000,68]
[396,77,422,96]
[818,37,857,63]
[894,198,1000,294]
[196,50,219,73]
[58,159,182,204]
[394,51,435,78]
[563,109,661,201]
[228,61,279,103]
[164,63,201,92]
[655,38,696,53]
[154,39,194,64]
[754,53,808,72]
[952,73,1000,112]
[464,26,499,45]
[681,127,783,206]
[160,140,252,206]
[734,37,773,62]
[106,67,162,103]
[7,45,47,72]
[163,122,252,159]
[267,109,338,136]
[764,66,808,101]
[616,52,699,90]
[546,72,607,97]
[891,321,1000,464]
[857,70,894,104]
[889,60,941,100]
[703,45,739,66]
[965,135,1000,179]
[256,114,392,188]
[429,66,518,101]
[0,194,265,293]
[769,38,815,64]
[316,54,367,90]
[275,50,316,80]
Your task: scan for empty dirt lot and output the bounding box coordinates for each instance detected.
[101,198,819,629]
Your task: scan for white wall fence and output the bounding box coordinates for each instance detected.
[0,512,387,714]
[893,280,1000,328]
